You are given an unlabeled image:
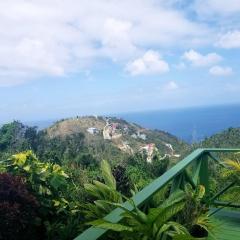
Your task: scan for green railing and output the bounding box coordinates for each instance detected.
[75,148,240,240]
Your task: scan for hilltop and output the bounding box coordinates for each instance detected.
[41,116,190,163]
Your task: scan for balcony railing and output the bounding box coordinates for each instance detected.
[75,148,240,240]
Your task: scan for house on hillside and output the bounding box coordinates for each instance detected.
[103,122,122,140]
[137,131,147,140]
[131,133,138,139]
[87,127,99,135]
[123,125,129,133]
[139,143,157,163]
[131,131,147,140]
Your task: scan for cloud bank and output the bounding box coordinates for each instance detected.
[0,0,237,86]
[0,0,211,86]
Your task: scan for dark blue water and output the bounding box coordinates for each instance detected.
[117,104,240,143]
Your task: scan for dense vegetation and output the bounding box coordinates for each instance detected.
[0,119,239,239]
[200,127,240,148]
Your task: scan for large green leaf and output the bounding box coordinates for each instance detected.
[101,160,116,190]
[89,219,133,232]
[155,202,185,228]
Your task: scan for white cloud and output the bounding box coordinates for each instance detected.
[0,0,211,86]
[195,0,240,16]
[126,50,169,76]
[163,81,179,91]
[182,49,222,67]
[209,65,233,76]
[101,18,137,61]
[216,30,240,48]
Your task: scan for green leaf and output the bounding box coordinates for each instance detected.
[101,160,116,190]
[194,185,205,201]
[173,234,195,240]
[89,219,133,232]
[155,202,185,228]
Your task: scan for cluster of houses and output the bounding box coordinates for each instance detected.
[86,119,180,163]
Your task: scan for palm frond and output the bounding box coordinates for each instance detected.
[89,219,133,232]
[155,201,186,228]
[225,159,240,172]
[194,185,205,201]
[101,160,116,190]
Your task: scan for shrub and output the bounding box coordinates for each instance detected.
[112,164,132,196]
[1,151,83,239]
[0,173,40,240]
[3,151,69,216]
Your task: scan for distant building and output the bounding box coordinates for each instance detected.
[137,131,147,140]
[123,125,129,133]
[103,122,122,140]
[139,143,157,163]
[131,133,138,139]
[164,143,174,155]
[87,127,99,135]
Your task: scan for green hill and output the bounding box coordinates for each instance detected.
[42,116,190,164]
[200,127,240,148]
[0,116,190,165]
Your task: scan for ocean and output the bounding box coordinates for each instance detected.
[117,104,240,143]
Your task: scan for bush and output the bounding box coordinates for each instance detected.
[112,164,132,196]
[0,173,40,240]
[1,151,83,239]
[73,153,98,168]
[3,151,69,216]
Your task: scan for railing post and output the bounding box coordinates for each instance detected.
[199,152,209,197]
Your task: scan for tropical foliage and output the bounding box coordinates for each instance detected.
[0,151,82,239]
[90,191,190,240]
[176,184,215,238]
[82,160,123,220]
[0,119,239,240]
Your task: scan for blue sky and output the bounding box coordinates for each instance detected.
[0,0,240,123]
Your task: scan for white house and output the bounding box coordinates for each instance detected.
[87,127,99,135]
[138,132,147,140]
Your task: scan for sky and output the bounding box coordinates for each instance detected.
[0,0,240,123]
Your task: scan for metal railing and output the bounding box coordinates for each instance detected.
[75,148,240,240]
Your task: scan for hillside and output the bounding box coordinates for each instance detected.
[200,127,240,148]
[42,116,190,162]
[0,117,190,165]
